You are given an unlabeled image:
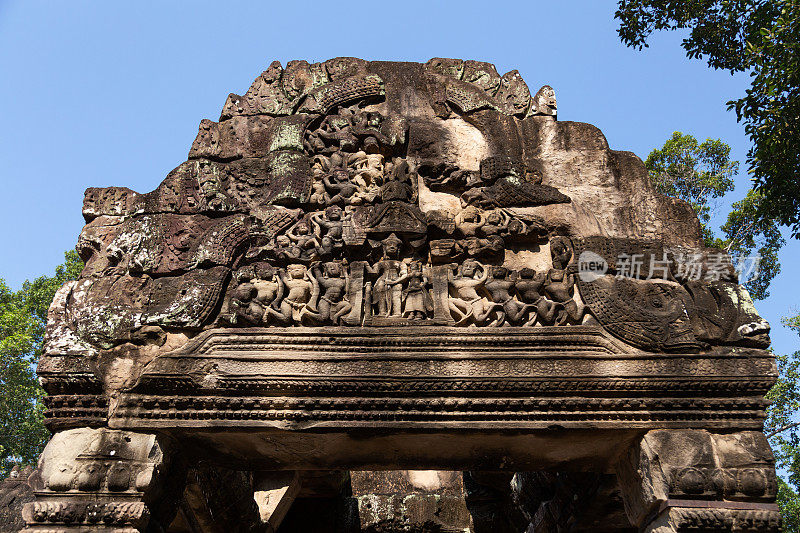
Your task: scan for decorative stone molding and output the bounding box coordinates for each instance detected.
[21,428,184,533]
[104,327,775,432]
[28,57,782,531]
[615,430,781,532]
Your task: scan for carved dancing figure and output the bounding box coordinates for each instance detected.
[447,259,502,326]
[545,238,585,325]
[550,237,572,271]
[349,109,389,153]
[455,206,485,237]
[514,268,559,326]
[304,128,327,154]
[309,165,331,206]
[349,152,384,183]
[311,205,350,256]
[312,261,352,325]
[455,207,505,257]
[323,169,359,205]
[285,221,319,261]
[309,155,334,205]
[347,151,383,204]
[544,267,585,325]
[274,235,301,261]
[402,260,432,320]
[227,270,260,325]
[310,174,328,206]
[315,109,358,152]
[485,266,532,326]
[251,263,288,325]
[227,263,285,325]
[365,233,408,318]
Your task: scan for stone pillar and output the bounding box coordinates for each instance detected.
[22,428,185,533]
[615,430,782,532]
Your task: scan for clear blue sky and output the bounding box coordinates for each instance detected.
[1,0,797,354]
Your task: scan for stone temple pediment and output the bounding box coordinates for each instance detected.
[23,58,780,533]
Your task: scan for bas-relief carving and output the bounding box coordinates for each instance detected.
[21,428,183,532]
[29,58,782,532]
[615,430,781,532]
[38,57,775,425]
[48,57,769,354]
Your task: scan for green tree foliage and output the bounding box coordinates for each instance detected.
[645,132,783,299]
[616,0,800,237]
[765,313,800,532]
[719,189,784,299]
[0,250,83,476]
[645,131,737,244]
[0,280,47,477]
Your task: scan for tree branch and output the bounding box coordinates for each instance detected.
[766,421,800,438]
[726,219,757,253]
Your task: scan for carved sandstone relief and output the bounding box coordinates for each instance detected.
[37,58,772,437]
[46,58,768,351]
[25,57,782,533]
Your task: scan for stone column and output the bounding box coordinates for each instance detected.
[22,428,185,533]
[615,430,782,532]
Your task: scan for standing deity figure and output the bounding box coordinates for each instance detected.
[485,266,531,326]
[366,233,408,318]
[545,238,585,325]
[309,156,332,205]
[379,159,417,203]
[311,205,350,256]
[514,268,559,326]
[447,259,502,326]
[277,264,321,324]
[402,260,432,320]
[250,262,289,325]
[313,261,352,325]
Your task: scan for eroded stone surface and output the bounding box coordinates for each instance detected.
[21,428,185,533]
[615,430,780,532]
[0,467,40,533]
[28,58,780,533]
[41,59,772,410]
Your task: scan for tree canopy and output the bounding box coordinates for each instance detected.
[616,0,800,237]
[0,251,82,476]
[719,188,784,300]
[766,313,800,532]
[645,131,783,299]
[645,131,737,244]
